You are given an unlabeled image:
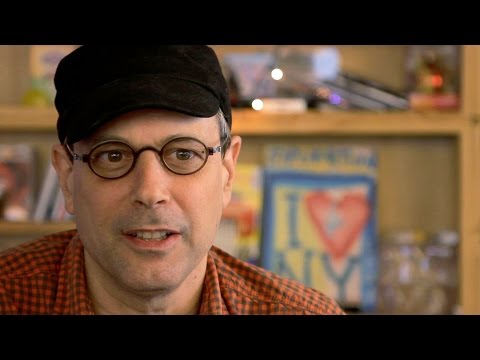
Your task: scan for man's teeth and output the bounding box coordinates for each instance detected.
[133,231,169,240]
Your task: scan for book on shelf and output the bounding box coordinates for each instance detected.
[0,144,36,221]
[260,144,379,312]
[32,162,59,222]
[321,72,409,110]
[33,162,74,223]
[408,92,459,110]
[215,163,263,265]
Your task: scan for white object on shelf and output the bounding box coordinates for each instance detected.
[256,98,307,113]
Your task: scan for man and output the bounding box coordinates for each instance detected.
[0,45,344,314]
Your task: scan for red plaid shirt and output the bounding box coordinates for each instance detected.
[0,230,344,314]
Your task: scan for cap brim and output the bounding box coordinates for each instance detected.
[59,74,221,144]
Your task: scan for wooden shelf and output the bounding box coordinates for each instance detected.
[0,221,75,237]
[0,105,470,136]
[232,109,469,136]
[0,105,57,132]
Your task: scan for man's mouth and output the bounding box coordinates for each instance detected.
[126,230,173,241]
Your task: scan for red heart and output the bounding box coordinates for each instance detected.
[305,191,370,260]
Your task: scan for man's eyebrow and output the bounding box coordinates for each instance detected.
[83,134,128,147]
[84,133,198,148]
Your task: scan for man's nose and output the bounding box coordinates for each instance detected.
[130,150,172,208]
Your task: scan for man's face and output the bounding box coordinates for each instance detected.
[55,109,240,295]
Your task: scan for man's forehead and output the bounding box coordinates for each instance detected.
[78,112,219,148]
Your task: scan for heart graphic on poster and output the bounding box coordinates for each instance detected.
[305,191,370,260]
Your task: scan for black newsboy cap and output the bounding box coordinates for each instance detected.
[54,45,232,144]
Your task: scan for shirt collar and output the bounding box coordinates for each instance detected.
[199,251,229,315]
[53,233,95,315]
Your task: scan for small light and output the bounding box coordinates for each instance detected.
[252,99,264,111]
[431,74,443,88]
[271,68,283,80]
[329,93,342,105]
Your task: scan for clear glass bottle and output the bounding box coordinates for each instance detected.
[424,230,459,314]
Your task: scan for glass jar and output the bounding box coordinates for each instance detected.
[377,229,440,314]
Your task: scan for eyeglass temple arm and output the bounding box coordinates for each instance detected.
[208,145,222,155]
[63,142,89,162]
[218,135,231,158]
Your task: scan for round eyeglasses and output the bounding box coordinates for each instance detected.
[65,137,225,179]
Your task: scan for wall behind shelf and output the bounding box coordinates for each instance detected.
[0,46,30,104]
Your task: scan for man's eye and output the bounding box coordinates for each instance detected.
[176,149,194,160]
[107,151,123,162]
[97,150,124,162]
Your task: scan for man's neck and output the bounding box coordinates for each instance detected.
[91,292,201,315]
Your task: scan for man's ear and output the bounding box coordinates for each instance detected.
[51,143,75,215]
[222,135,242,208]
